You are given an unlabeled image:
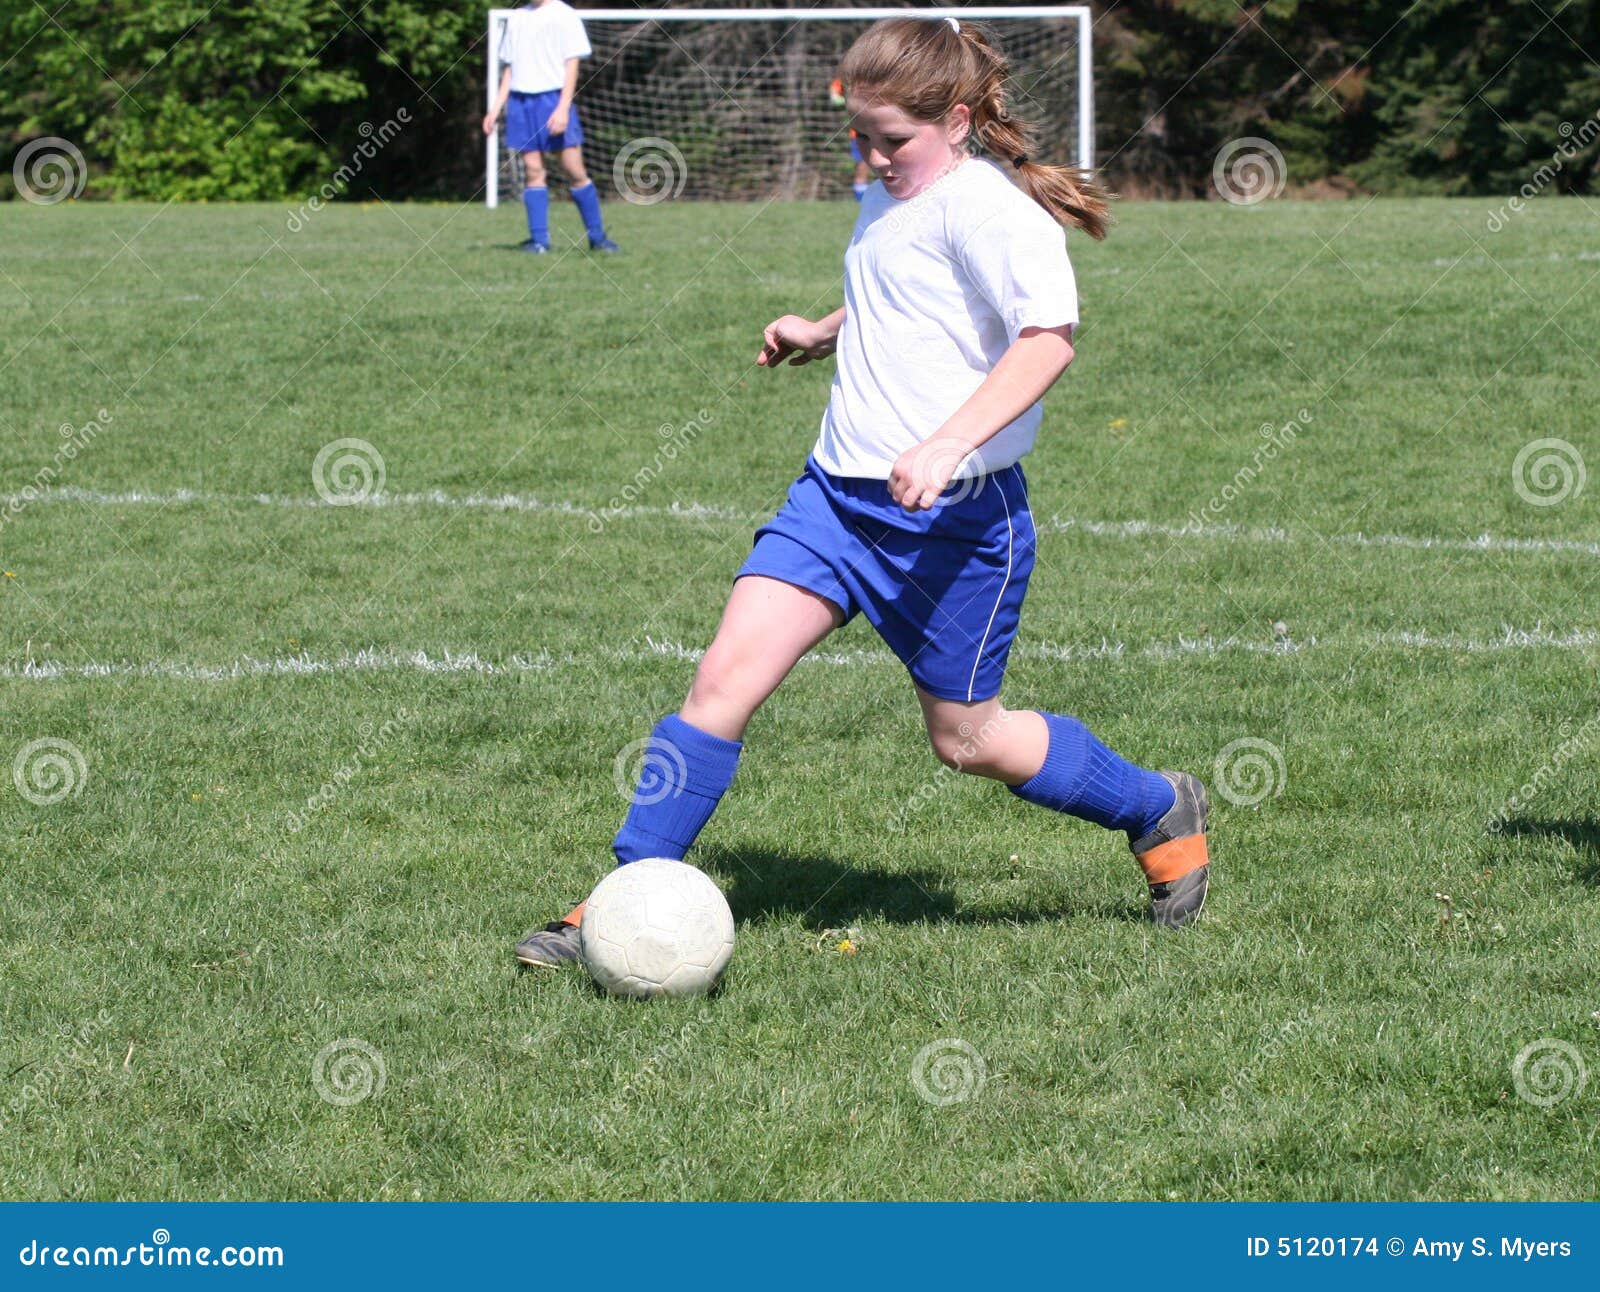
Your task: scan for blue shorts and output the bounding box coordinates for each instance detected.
[505,90,584,153]
[849,136,862,164]
[737,457,1035,702]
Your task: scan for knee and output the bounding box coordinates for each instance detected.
[927,726,975,773]
[926,716,1015,777]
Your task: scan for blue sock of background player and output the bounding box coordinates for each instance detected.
[522,185,550,246]
[569,179,609,245]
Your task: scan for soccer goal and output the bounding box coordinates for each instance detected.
[484,5,1094,207]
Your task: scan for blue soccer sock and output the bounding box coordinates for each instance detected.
[522,186,549,244]
[1008,712,1175,838]
[612,714,742,864]
[569,180,607,242]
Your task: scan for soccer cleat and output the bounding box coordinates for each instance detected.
[516,239,551,254]
[1147,864,1209,930]
[1130,770,1210,929]
[514,919,583,967]
[588,236,621,253]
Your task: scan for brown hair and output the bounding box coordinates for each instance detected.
[840,16,1111,240]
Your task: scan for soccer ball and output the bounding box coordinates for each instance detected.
[579,858,735,999]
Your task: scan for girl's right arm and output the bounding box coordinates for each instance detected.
[482,67,513,136]
[757,307,845,368]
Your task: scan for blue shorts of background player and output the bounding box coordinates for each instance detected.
[505,89,585,152]
[738,456,1033,702]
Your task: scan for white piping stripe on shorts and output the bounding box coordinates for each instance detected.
[966,465,1022,703]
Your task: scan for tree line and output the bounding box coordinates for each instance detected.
[2,0,1595,201]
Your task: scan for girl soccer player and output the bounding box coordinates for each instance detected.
[516,16,1210,966]
[483,0,619,253]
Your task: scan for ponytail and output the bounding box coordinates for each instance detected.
[962,29,1111,240]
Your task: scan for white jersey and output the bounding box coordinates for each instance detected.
[812,158,1080,480]
[498,1,592,95]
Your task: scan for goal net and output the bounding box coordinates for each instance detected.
[485,5,1093,206]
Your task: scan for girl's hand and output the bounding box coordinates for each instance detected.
[546,106,570,135]
[482,112,498,137]
[757,315,830,368]
[888,437,976,511]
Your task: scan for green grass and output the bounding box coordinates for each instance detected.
[1,194,1597,1200]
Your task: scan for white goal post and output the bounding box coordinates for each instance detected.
[485,5,1094,207]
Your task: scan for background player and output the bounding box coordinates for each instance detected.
[831,77,872,201]
[483,0,620,253]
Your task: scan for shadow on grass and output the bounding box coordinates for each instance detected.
[1496,817,1600,886]
[698,843,1146,928]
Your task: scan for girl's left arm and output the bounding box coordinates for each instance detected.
[887,324,1075,510]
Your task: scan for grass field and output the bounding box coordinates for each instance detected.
[2,193,1597,1201]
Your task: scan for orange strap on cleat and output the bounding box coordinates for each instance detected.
[562,901,586,927]
[1136,833,1208,885]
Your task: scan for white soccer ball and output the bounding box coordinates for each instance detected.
[579,858,735,999]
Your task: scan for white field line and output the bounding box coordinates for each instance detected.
[4,628,1597,685]
[6,486,1600,561]
[1,486,759,524]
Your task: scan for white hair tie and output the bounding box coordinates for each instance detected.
[946,17,961,34]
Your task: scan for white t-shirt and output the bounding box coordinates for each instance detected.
[812,157,1080,480]
[499,1,592,95]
